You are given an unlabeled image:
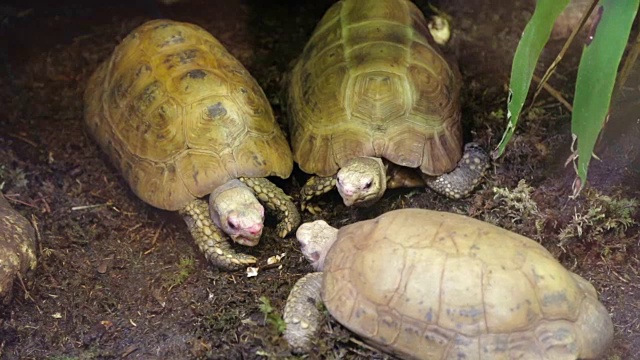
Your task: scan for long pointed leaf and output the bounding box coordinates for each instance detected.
[572,0,639,192]
[495,0,570,158]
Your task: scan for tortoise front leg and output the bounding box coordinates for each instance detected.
[180,199,257,270]
[239,177,301,238]
[283,272,324,354]
[300,175,336,214]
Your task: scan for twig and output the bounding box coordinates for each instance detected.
[121,345,139,358]
[30,214,42,258]
[258,263,281,272]
[126,223,143,234]
[143,222,166,254]
[610,270,629,283]
[530,0,600,107]
[73,33,95,42]
[16,272,34,303]
[151,221,165,246]
[37,192,50,214]
[349,337,379,354]
[4,195,39,209]
[532,74,573,112]
[127,223,142,234]
[71,203,108,211]
[8,133,37,147]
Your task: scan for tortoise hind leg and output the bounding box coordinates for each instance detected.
[423,142,490,199]
[180,199,257,270]
[386,164,426,189]
[299,175,336,214]
[238,177,301,238]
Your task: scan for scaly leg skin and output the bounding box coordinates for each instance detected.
[283,272,324,354]
[238,177,301,238]
[299,175,336,214]
[423,142,490,199]
[179,199,257,270]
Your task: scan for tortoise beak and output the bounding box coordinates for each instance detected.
[231,232,261,247]
[342,196,356,207]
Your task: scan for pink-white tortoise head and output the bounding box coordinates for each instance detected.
[209,179,264,246]
[296,220,339,271]
[336,157,387,207]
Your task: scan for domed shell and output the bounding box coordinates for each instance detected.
[84,20,293,211]
[287,0,462,177]
[322,209,613,360]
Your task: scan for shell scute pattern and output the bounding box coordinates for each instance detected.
[85,20,292,211]
[288,0,462,177]
[321,210,605,359]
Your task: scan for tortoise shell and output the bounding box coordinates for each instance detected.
[322,209,613,359]
[0,192,37,303]
[287,0,462,177]
[84,19,292,211]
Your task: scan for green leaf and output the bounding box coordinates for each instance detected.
[258,296,274,314]
[572,0,639,192]
[494,0,570,158]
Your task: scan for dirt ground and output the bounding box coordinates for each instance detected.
[0,0,638,359]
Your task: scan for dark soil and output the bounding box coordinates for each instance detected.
[1,0,638,359]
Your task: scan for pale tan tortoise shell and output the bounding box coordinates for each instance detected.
[287,0,462,178]
[84,19,293,211]
[323,209,612,359]
[0,192,37,304]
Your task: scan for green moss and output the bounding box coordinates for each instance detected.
[258,296,286,335]
[163,256,195,291]
[559,189,638,244]
[491,179,545,236]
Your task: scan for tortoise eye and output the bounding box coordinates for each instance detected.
[363,180,372,190]
[227,219,237,229]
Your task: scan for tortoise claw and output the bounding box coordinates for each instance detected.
[302,202,323,215]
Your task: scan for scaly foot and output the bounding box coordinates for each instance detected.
[180,199,257,270]
[423,142,490,199]
[239,177,301,237]
[300,175,336,214]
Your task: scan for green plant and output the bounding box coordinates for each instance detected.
[491,179,545,236]
[558,189,638,244]
[493,180,540,219]
[258,296,286,335]
[202,309,241,333]
[495,0,639,196]
[163,256,195,291]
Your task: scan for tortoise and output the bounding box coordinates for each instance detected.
[0,192,37,305]
[283,209,613,359]
[84,19,300,270]
[286,0,490,212]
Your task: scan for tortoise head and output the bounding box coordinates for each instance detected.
[209,179,265,246]
[336,157,387,207]
[296,220,339,271]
